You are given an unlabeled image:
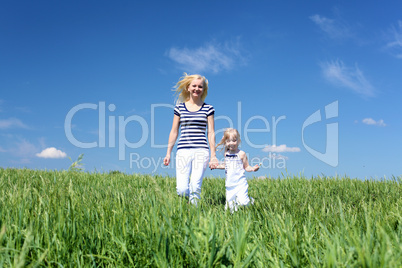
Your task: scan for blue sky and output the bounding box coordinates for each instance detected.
[1,0,401,179]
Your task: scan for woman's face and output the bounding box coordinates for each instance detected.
[187,78,204,99]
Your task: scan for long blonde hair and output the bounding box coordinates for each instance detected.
[216,128,241,152]
[174,73,209,103]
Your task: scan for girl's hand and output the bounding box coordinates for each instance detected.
[253,164,260,172]
[163,155,170,166]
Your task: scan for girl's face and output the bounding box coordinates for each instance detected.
[225,133,239,152]
[187,78,204,100]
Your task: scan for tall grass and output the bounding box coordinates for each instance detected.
[0,168,401,267]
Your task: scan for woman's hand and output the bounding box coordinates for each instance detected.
[163,155,170,166]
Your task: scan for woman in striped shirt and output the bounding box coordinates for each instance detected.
[164,73,218,205]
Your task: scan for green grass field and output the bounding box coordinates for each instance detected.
[0,168,401,267]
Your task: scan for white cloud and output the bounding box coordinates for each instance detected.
[0,137,38,158]
[36,147,67,159]
[167,39,246,73]
[321,60,375,97]
[310,14,351,39]
[262,144,301,153]
[385,20,402,59]
[13,139,38,158]
[362,118,386,127]
[0,118,28,129]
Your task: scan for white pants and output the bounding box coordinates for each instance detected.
[176,148,209,205]
[225,181,253,213]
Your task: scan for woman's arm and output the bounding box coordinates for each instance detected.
[207,114,218,168]
[163,115,180,166]
[239,151,260,172]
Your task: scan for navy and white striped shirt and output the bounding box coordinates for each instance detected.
[174,102,215,150]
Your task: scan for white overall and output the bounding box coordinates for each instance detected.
[225,151,252,212]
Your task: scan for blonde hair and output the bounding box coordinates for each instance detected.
[174,73,209,103]
[216,128,241,152]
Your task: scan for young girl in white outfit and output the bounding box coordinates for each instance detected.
[164,73,218,205]
[214,128,259,212]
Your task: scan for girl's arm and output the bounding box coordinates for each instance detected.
[239,151,260,172]
[207,114,218,168]
[163,115,180,166]
[214,162,225,170]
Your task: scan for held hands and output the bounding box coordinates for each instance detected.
[209,157,219,169]
[164,155,220,168]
